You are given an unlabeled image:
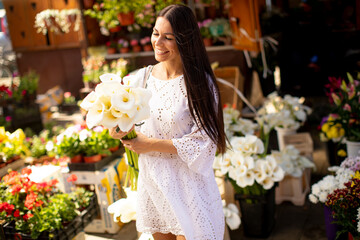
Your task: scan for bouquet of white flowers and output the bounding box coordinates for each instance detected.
[213,135,285,196]
[223,105,258,139]
[256,92,312,131]
[80,73,152,190]
[271,145,315,177]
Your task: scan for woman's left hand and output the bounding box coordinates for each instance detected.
[121,132,153,154]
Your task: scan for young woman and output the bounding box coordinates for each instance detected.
[110,4,226,240]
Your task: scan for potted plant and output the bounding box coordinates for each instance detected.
[59,91,79,114]
[0,127,29,167]
[118,39,130,53]
[55,131,83,163]
[82,131,110,163]
[130,39,141,52]
[198,19,213,47]
[106,40,118,54]
[214,107,285,238]
[18,70,39,105]
[140,36,152,51]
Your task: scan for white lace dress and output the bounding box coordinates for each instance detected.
[134,67,225,240]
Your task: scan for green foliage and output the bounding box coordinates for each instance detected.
[69,187,95,210]
[55,135,83,158]
[18,70,39,95]
[82,131,110,157]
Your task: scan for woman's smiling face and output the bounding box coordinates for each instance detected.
[151,17,181,63]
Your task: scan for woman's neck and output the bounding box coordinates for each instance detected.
[160,61,183,80]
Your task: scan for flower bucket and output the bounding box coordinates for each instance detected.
[70,154,83,163]
[132,45,142,53]
[346,140,360,157]
[120,47,130,53]
[203,38,212,47]
[324,205,340,240]
[234,186,276,238]
[275,127,297,151]
[117,12,135,26]
[143,45,153,52]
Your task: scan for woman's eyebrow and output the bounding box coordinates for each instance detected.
[153,27,174,35]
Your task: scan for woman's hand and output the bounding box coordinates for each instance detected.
[109,125,134,139]
[121,132,153,154]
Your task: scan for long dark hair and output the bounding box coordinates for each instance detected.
[158,4,226,154]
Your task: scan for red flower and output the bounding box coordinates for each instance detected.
[23,213,33,221]
[21,90,27,96]
[48,179,59,187]
[11,184,22,195]
[21,168,32,176]
[67,174,77,183]
[25,193,38,210]
[13,209,20,217]
[35,200,44,207]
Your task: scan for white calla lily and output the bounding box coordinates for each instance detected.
[80,91,97,111]
[122,75,140,87]
[107,188,137,223]
[99,73,122,83]
[223,202,241,230]
[117,113,136,132]
[111,89,137,117]
[261,177,274,190]
[95,81,123,96]
[86,102,105,129]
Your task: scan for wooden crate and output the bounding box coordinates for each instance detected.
[275,132,314,206]
[214,66,245,111]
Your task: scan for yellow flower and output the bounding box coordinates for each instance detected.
[0,127,7,142]
[337,149,347,157]
[9,129,26,142]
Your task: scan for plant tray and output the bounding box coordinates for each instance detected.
[68,147,124,172]
[1,216,82,240]
[0,195,98,240]
[79,194,99,228]
[0,159,25,178]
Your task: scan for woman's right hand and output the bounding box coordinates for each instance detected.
[109,125,134,139]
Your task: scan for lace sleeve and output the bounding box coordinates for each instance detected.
[172,122,216,177]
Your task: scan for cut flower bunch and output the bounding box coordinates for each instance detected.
[322,73,360,142]
[256,91,312,131]
[309,155,360,238]
[80,73,152,190]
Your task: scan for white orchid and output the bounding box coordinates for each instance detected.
[80,73,152,131]
[108,188,137,223]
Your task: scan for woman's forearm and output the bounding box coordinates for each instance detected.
[150,138,178,154]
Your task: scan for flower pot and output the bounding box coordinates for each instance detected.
[323,205,348,240]
[203,38,212,47]
[109,26,122,33]
[143,44,153,52]
[84,154,102,163]
[109,145,119,152]
[234,186,276,238]
[117,12,135,26]
[132,45,142,53]
[107,47,117,55]
[275,126,297,151]
[120,47,130,53]
[70,154,83,163]
[83,0,94,8]
[346,140,360,157]
[348,232,360,240]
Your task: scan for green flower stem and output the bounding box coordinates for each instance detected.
[122,129,139,191]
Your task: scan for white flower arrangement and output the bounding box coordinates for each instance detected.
[34,9,81,35]
[223,105,258,139]
[271,145,315,177]
[213,135,285,191]
[256,92,312,131]
[308,167,354,204]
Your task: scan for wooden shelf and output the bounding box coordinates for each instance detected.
[105,45,236,60]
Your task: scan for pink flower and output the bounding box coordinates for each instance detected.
[5,116,11,122]
[343,104,351,112]
[130,39,139,46]
[64,92,71,98]
[21,90,27,96]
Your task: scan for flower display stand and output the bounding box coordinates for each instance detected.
[276,132,314,206]
[275,168,311,206]
[0,158,25,178]
[275,126,297,151]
